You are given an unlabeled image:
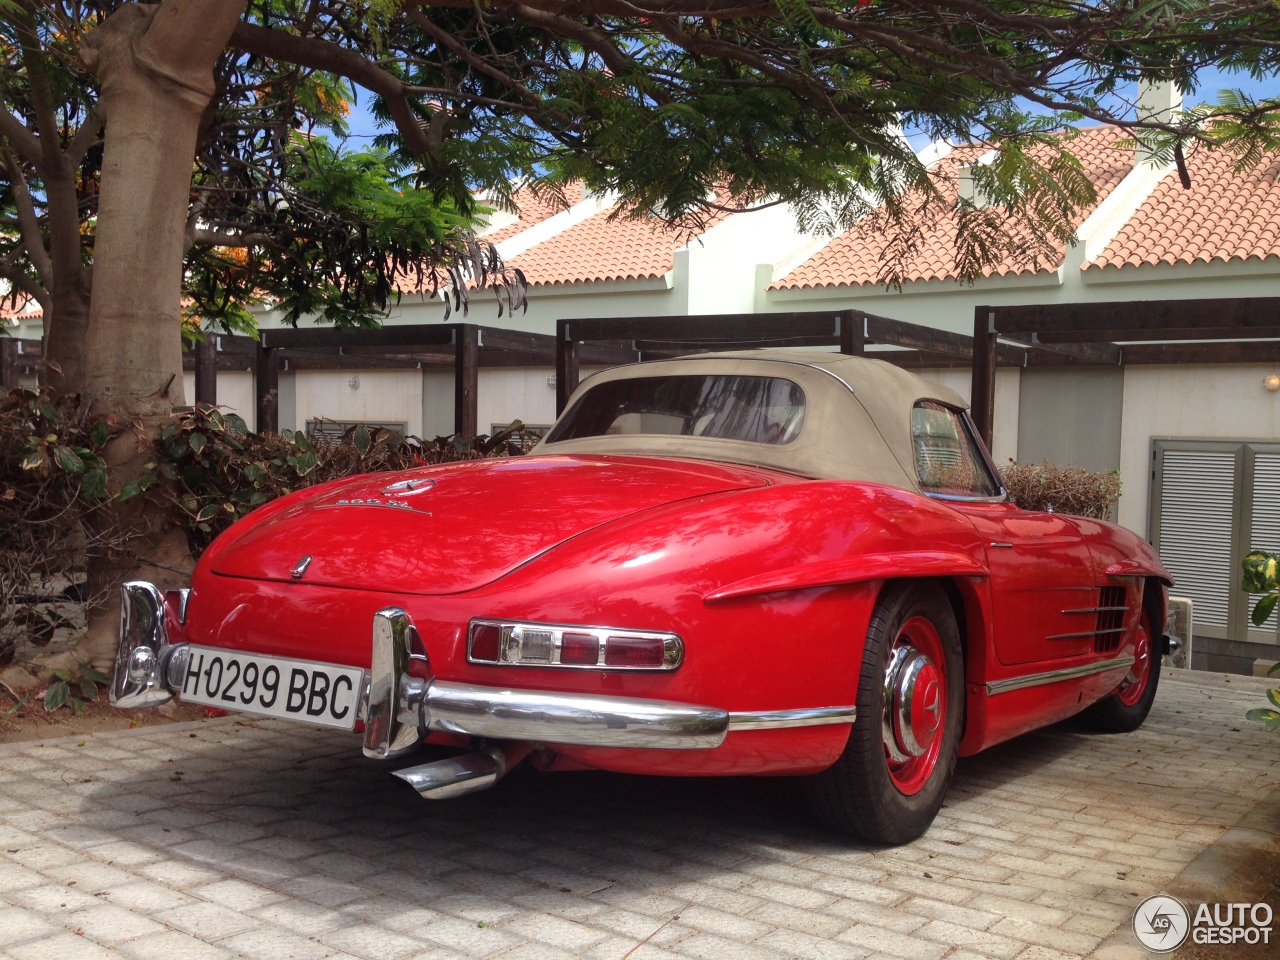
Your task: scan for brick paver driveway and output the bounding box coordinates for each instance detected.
[1,671,1276,960]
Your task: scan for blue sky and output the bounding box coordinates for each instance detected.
[336,65,1279,150]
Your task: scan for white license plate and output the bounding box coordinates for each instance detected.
[181,645,364,731]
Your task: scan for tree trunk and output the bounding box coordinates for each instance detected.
[81,1,245,419]
[42,270,91,397]
[72,0,247,667]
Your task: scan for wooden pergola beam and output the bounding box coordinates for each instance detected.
[990,298,1280,335]
[1119,340,1280,365]
[258,324,457,350]
[563,312,848,344]
[970,306,998,451]
[455,324,479,436]
[865,315,1027,366]
[1035,325,1280,343]
[1001,334,1122,365]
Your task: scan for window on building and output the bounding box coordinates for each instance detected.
[305,419,408,444]
[1150,438,1280,644]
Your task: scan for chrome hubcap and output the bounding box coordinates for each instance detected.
[883,646,943,762]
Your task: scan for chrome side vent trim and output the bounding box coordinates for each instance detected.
[1093,585,1129,654]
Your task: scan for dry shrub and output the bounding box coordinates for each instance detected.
[0,389,136,667]
[998,459,1121,520]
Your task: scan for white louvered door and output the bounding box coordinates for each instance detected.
[1249,454,1280,637]
[1156,450,1237,632]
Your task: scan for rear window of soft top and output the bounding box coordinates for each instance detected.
[547,374,806,446]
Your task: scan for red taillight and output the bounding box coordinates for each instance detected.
[470,623,501,662]
[605,635,665,668]
[466,619,681,670]
[560,632,600,666]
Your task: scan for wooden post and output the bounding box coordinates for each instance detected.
[555,319,580,414]
[0,338,16,393]
[454,324,479,436]
[840,310,865,355]
[971,305,997,451]
[193,336,217,406]
[255,343,279,434]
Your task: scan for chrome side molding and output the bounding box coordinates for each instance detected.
[986,655,1135,696]
[427,681,729,748]
[728,706,856,730]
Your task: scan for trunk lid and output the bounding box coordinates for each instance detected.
[209,455,775,594]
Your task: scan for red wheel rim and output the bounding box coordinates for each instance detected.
[1117,611,1153,706]
[882,616,947,796]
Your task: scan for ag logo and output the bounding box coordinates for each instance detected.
[1133,895,1191,952]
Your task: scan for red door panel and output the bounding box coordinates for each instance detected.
[950,502,1098,665]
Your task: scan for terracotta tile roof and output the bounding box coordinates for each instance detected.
[0,300,41,321]
[482,182,584,244]
[773,127,1133,290]
[508,197,734,287]
[1086,148,1280,271]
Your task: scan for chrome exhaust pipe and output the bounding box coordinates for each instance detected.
[393,742,532,800]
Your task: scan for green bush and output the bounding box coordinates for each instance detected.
[1240,550,1280,732]
[1,387,529,668]
[998,460,1121,520]
[123,403,529,556]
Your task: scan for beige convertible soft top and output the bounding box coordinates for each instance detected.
[533,350,970,491]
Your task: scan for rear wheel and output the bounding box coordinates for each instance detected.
[805,581,963,845]
[1080,596,1161,733]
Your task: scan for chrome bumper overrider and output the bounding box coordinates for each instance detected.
[110,585,855,764]
[111,582,192,709]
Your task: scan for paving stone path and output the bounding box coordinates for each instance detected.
[0,671,1276,960]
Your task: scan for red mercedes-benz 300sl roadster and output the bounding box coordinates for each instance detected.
[111,351,1172,844]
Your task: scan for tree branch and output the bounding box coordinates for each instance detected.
[505,5,633,78]
[0,110,43,168]
[230,21,431,155]
[65,113,104,168]
[0,145,53,288]
[188,227,272,248]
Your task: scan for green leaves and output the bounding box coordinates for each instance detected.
[44,680,68,712]
[353,424,371,458]
[1245,708,1280,732]
[52,445,85,476]
[1242,550,1280,593]
[1242,550,1280,625]
[1242,550,1280,732]
[1252,593,1279,627]
[43,662,105,714]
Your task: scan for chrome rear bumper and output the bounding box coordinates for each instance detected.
[111,584,855,758]
[109,584,750,751]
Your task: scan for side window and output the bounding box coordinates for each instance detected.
[911,401,1000,498]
